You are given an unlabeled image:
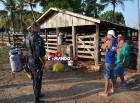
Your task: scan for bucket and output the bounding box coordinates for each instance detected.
[68,61,73,66]
[58,33,63,45]
[18,51,23,56]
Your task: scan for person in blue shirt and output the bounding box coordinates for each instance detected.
[98,30,118,96]
[25,21,45,103]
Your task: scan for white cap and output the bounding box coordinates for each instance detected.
[107,30,116,38]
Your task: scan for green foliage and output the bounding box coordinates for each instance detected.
[0,0,42,32]
[100,0,133,22]
[83,0,106,18]
[38,0,83,13]
[100,10,125,25]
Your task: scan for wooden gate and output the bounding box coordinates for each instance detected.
[77,34,95,59]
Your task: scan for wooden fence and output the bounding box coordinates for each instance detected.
[0,32,45,48]
[0,31,138,68]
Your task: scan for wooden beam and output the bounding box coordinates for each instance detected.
[46,43,57,45]
[47,39,57,41]
[56,27,60,51]
[78,55,94,59]
[48,35,57,37]
[78,41,94,43]
[77,45,94,48]
[1,32,4,45]
[78,50,94,54]
[45,29,47,42]
[95,24,99,65]
[76,34,78,56]
[72,26,76,57]
[8,33,10,43]
[78,34,95,38]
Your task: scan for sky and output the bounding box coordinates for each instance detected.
[0,0,138,29]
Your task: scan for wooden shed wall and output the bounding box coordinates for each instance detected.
[40,12,95,28]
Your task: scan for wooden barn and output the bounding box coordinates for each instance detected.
[28,7,138,66]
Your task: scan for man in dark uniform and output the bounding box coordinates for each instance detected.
[25,21,46,103]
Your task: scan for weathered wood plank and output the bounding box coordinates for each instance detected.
[78,45,94,48]
[45,49,56,53]
[78,34,95,38]
[47,46,57,49]
[66,39,72,41]
[95,24,99,65]
[78,41,94,43]
[72,26,76,57]
[65,14,72,26]
[78,50,94,54]
[48,39,57,41]
[1,33,4,45]
[46,43,57,45]
[48,35,57,37]
[78,55,94,59]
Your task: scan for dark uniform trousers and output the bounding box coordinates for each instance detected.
[32,70,43,98]
[31,62,43,98]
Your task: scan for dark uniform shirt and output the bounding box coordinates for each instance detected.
[26,30,45,70]
[32,30,45,58]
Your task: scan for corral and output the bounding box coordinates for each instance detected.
[0,7,138,66]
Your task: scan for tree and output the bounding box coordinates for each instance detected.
[100,0,133,22]
[82,0,106,18]
[100,10,125,25]
[16,0,28,33]
[0,0,16,30]
[0,10,11,33]
[37,0,83,13]
[24,0,38,20]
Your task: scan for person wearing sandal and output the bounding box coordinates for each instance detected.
[98,30,118,97]
[114,36,130,86]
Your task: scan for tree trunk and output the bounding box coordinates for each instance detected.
[112,3,115,23]
[10,0,14,33]
[20,13,22,32]
[30,4,36,21]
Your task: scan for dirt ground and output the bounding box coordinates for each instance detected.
[0,46,140,103]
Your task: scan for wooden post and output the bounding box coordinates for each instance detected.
[56,27,60,51]
[95,24,99,65]
[72,26,76,57]
[13,35,15,46]
[130,30,132,40]
[1,32,4,45]
[136,31,138,41]
[76,34,78,56]
[8,33,10,43]
[45,29,47,42]
[126,30,128,39]
[44,29,47,52]
[137,0,140,74]
[47,31,49,51]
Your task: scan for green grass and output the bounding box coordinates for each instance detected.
[0,44,10,68]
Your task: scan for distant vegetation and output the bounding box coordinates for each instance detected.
[0,0,133,33]
[100,10,125,25]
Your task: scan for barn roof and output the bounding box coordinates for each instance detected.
[27,7,137,31]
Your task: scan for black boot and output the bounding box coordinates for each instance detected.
[34,97,44,103]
